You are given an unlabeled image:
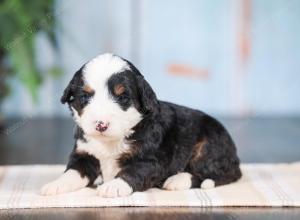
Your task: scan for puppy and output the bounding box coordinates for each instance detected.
[41,53,241,197]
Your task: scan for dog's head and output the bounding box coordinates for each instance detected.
[61,53,158,141]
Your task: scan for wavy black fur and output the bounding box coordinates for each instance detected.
[62,55,242,192]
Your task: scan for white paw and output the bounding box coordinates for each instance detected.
[40,169,88,196]
[94,175,103,185]
[200,179,215,189]
[163,172,192,191]
[97,178,133,198]
[40,180,73,196]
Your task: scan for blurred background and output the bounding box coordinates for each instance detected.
[0,0,299,164]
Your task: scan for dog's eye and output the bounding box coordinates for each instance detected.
[117,93,130,103]
[80,93,92,104]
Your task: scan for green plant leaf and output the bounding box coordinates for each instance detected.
[0,0,57,102]
[8,37,41,102]
[47,66,63,79]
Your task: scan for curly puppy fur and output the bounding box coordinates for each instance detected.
[41,53,241,197]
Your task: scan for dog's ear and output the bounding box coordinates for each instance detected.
[60,82,73,104]
[121,58,159,114]
[61,68,83,104]
[136,75,159,114]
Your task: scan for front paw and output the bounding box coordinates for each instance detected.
[97,178,133,198]
[40,180,76,196]
[40,169,88,196]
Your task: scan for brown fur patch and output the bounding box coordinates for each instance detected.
[114,84,125,96]
[75,148,86,155]
[83,85,94,94]
[191,139,207,161]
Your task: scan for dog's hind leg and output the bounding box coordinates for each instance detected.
[162,172,193,191]
[187,157,242,189]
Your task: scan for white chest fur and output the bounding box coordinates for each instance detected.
[76,137,129,182]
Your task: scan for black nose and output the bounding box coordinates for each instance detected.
[95,121,109,132]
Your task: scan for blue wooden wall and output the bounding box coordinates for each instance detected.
[3,0,300,116]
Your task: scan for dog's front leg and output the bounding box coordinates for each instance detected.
[40,152,100,196]
[97,160,161,198]
[40,169,89,196]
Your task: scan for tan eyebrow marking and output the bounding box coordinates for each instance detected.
[114,84,125,96]
[82,85,94,94]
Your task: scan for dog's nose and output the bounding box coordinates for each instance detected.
[95,121,109,132]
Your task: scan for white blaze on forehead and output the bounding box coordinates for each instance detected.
[73,53,142,141]
[83,53,129,88]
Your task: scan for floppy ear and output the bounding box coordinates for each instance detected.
[60,81,73,104]
[60,68,83,104]
[136,75,159,114]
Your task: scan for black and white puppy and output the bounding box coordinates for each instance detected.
[41,53,241,197]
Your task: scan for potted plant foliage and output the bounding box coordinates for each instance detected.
[0,0,60,128]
